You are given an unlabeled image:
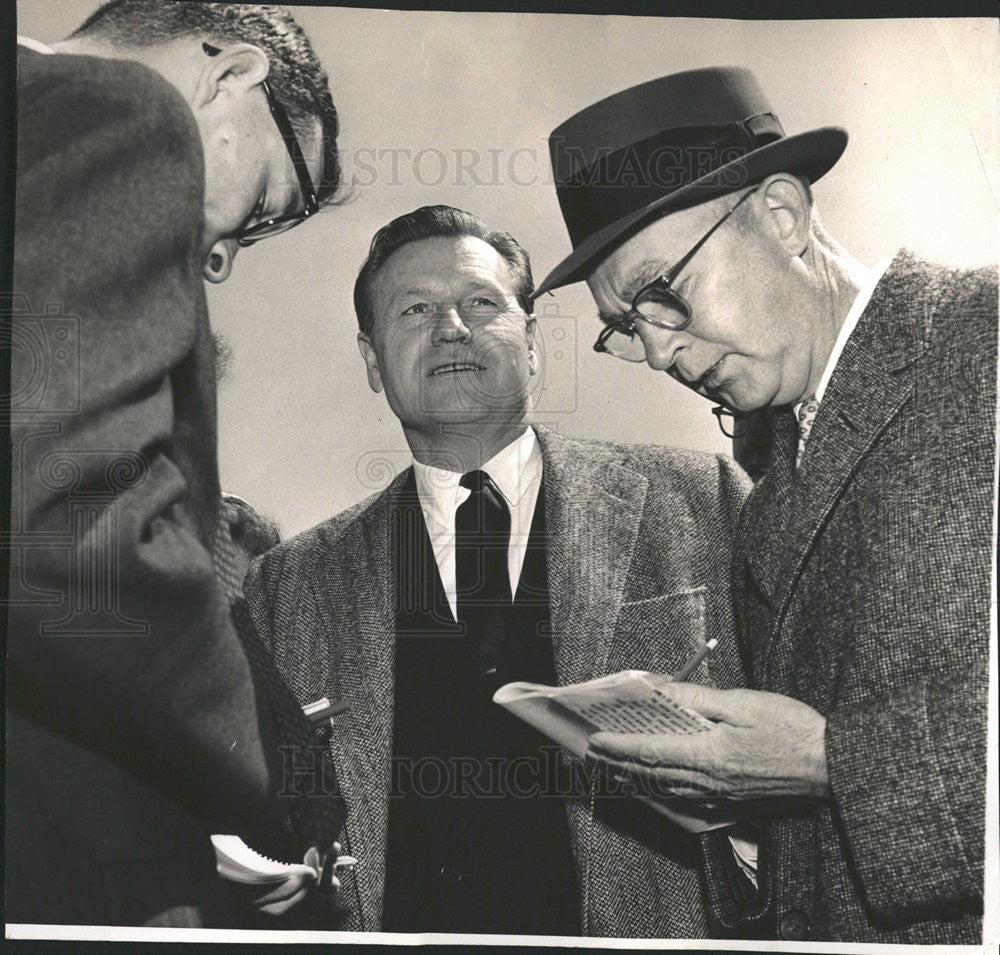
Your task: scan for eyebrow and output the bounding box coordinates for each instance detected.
[390,279,511,306]
[622,259,670,298]
[597,259,669,325]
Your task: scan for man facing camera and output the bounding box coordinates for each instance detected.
[9,0,343,926]
[245,205,752,936]
[535,68,995,942]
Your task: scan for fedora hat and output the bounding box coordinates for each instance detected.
[534,67,847,297]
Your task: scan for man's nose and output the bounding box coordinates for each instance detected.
[638,322,681,371]
[431,306,471,345]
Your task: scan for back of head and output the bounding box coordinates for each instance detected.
[71,0,341,203]
[354,204,534,338]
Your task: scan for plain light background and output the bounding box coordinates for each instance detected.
[17,3,999,536]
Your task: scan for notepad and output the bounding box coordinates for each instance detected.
[494,670,735,833]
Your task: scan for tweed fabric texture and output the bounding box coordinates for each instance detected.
[211,517,346,854]
[716,251,996,942]
[245,427,752,936]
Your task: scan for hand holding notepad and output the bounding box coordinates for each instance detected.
[208,697,356,914]
[493,652,742,832]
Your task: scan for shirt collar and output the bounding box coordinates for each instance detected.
[794,258,892,420]
[413,426,541,528]
[18,36,55,54]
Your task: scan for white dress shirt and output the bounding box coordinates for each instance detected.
[412,426,542,621]
[18,36,55,54]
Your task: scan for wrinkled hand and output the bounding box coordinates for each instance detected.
[588,683,829,801]
[252,843,342,917]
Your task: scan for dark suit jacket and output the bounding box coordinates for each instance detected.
[710,251,996,942]
[246,426,752,936]
[7,47,338,926]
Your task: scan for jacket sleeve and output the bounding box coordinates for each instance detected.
[9,53,292,838]
[825,661,987,918]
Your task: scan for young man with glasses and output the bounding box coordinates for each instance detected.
[10,1,343,928]
[535,67,994,943]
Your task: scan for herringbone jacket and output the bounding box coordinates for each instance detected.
[245,426,751,937]
[708,251,996,942]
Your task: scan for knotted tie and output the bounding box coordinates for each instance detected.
[795,394,820,469]
[455,470,512,675]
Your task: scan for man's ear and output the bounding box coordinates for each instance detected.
[357,332,384,393]
[759,173,812,257]
[193,42,270,111]
[525,315,539,376]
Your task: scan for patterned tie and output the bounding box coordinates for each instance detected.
[795,394,820,469]
[455,470,512,675]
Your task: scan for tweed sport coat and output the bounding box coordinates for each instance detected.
[707,251,996,943]
[246,426,752,937]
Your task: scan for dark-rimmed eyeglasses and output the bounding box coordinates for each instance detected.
[202,43,319,246]
[711,404,755,438]
[592,188,755,362]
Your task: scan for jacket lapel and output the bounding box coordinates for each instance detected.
[535,427,648,686]
[759,256,928,675]
[315,469,409,930]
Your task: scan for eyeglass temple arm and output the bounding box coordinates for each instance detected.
[662,188,755,284]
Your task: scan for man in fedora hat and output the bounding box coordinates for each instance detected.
[536,67,994,943]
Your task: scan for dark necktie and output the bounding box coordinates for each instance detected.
[455,470,512,675]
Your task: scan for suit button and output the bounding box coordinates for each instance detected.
[779,909,808,940]
[439,864,462,885]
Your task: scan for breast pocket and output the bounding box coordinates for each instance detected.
[606,586,712,683]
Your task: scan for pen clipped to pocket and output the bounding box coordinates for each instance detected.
[303,696,348,745]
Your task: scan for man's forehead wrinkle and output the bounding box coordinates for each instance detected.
[385,273,511,307]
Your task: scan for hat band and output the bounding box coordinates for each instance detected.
[555,112,784,247]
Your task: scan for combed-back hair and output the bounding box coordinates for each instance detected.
[354,205,534,338]
[71,1,341,204]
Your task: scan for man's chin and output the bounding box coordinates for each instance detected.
[405,398,530,430]
[698,379,771,415]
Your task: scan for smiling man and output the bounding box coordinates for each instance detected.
[9,1,343,927]
[245,205,753,936]
[535,67,996,943]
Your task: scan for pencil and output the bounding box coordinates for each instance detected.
[673,638,718,683]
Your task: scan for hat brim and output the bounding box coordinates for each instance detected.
[533,126,847,298]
